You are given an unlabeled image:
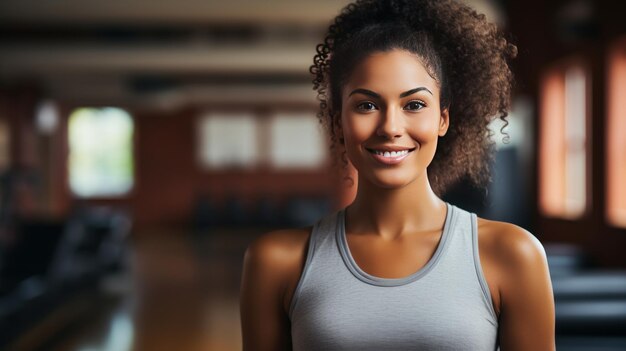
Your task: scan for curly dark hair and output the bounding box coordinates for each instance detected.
[310,0,517,197]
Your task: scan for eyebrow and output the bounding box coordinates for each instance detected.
[348,86,433,99]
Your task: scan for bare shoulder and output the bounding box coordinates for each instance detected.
[244,227,312,265]
[240,228,314,349]
[476,217,548,269]
[475,217,551,319]
[243,226,313,312]
[475,218,555,349]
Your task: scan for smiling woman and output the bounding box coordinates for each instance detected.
[240,1,555,350]
[339,49,448,188]
[322,16,514,196]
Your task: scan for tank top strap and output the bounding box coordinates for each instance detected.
[288,209,340,319]
[470,210,499,322]
[437,205,498,324]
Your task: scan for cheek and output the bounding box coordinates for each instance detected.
[342,115,375,143]
[412,122,440,142]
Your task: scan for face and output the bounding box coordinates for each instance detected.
[339,49,449,189]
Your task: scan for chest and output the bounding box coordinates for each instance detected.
[344,226,501,318]
[345,230,443,279]
[290,274,499,351]
[284,224,502,319]
[346,231,500,315]
[284,210,502,322]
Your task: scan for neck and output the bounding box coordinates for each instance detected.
[345,170,447,241]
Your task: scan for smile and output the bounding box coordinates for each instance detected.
[365,147,416,165]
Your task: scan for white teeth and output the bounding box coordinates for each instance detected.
[374,149,409,157]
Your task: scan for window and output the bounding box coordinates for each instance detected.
[196,112,259,170]
[538,61,590,219]
[268,112,326,169]
[68,107,134,197]
[606,38,626,228]
[196,110,327,171]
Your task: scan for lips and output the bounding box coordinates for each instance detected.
[366,147,416,165]
[365,147,416,154]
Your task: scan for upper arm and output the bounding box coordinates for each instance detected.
[496,224,556,351]
[240,231,294,351]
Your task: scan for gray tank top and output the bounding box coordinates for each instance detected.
[289,202,499,350]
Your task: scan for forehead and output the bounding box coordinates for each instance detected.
[343,49,439,97]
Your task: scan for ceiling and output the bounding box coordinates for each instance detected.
[0,0,504,108]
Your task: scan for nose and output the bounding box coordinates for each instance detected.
[376,106,403,140]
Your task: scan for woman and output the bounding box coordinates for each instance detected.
[240,0,555,350]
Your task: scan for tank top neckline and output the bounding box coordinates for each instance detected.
[336,202,455,287]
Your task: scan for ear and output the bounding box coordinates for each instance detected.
[438,108,449,137]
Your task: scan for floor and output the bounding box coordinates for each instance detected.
[22,227,262,351]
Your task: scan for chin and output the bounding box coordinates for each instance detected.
[365,171,417,189]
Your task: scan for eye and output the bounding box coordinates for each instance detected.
[404,100,426,111]
[356,101,378,112]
